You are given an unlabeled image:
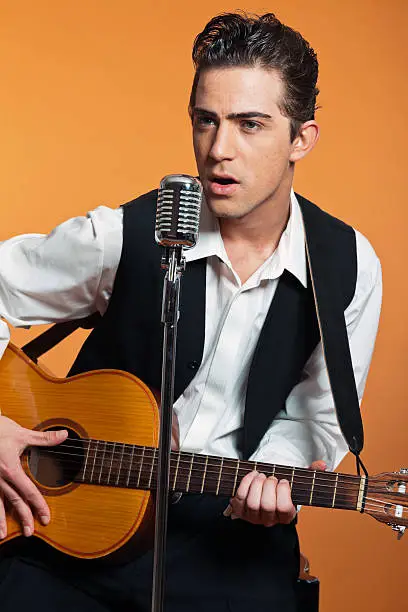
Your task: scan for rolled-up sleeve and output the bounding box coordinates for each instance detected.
[0,205,123,326]
[0,204,123,348]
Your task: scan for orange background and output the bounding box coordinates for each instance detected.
[1,1,407,610]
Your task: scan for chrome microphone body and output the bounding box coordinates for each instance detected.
[155,174,202,250]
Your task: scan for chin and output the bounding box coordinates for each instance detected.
[206,199,240,219]
[207,199,251,220]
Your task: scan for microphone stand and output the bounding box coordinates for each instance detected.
[151,246,184,612]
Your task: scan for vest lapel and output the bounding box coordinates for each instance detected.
[243,270,319,458]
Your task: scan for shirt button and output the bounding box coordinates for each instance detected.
[188,360,199,371]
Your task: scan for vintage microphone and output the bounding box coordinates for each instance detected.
[151,174,202,612]
[155,174,202,250]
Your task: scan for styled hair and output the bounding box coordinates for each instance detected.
[189,12,319,141]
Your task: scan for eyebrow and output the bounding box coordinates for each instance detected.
[193,107,273,120]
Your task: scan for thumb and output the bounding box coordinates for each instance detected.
[309,460,327,471]
[28,428,68,447]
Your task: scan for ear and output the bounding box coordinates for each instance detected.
[289,120,320,163]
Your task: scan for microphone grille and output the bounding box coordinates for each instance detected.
[155,174,202,249]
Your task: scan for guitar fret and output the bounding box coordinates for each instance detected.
[83,439,91,481]
[98,441,106,484]
[172,452,181,491]
[148,448,156,489]
[116,443,125,486]
[332,473,339,507]
[216,457,224,495]
[290,466,295,490]
[137,447,145,487]
[126,445,135,487]
[107,442,116,484]
[232,459,240,496]
[200,455,208,494]
[271,464,276,478]
[186,453,194,492]
[309,470,316,505]
[89,439,99,483]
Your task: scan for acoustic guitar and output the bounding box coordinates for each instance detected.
[0,343,406,559]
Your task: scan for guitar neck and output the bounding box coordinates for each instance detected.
[75,440,366,513]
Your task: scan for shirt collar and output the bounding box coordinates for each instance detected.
[185,189,307,288]
[277,190,307,287]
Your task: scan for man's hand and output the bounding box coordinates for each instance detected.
[225,460,327,527]
[0,415,67,539]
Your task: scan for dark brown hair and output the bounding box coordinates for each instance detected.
[189,12,319,141]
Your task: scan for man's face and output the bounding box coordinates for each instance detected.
[192,66,297,220]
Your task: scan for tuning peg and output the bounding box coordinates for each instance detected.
[392,525,406,540]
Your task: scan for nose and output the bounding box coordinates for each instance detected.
[208,122,236,162]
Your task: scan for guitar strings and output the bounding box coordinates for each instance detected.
[28,448,408,513]
[24,446,408,514]
[29,451,364,502]
[36,444,398,491]
[31,440,364,485]
[46,436,387,490]
[41,438,404,491]
[35,443,402,490]
[37,446,364,492]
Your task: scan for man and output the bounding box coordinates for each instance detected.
[0,11,381,612]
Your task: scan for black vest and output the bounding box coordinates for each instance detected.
[69,190,357,459]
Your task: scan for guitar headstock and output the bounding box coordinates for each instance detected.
[366,468,408,539]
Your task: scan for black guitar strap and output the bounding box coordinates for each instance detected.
[303,215,367,476]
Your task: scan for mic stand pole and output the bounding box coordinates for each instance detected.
[151,246,184,612]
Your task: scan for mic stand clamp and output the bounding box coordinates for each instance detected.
[151,246,185,612]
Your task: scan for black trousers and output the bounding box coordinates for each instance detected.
[0,495,299,611]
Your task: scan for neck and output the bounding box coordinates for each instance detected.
[220,201,290,249]
[76,441,364,513]
[218,183,293,283]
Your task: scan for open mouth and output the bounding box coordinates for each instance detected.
[207,176,240,196]
[210,177,238,185]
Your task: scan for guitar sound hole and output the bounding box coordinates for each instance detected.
[28,427,85,488]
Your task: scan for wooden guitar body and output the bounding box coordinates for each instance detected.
[0,343,159,559]
[0,344,406,560]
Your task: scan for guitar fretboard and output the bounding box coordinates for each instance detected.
[71,439,363,512]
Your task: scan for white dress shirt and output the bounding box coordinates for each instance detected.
[0,191,382,470]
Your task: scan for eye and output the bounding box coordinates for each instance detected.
[194,116,216,129]
[241,120,261,132]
